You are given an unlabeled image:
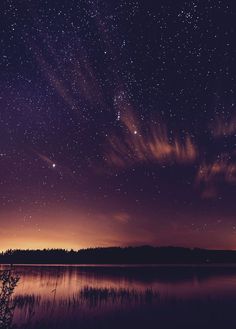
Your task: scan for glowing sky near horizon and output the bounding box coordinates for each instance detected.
[0,0,236,251]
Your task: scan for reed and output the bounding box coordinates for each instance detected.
[79,286,160,306]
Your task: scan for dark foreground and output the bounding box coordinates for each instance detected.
[3,246,236,264]
[1,264,236,328]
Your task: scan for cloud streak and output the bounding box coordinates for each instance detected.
[210,116,236,138]
[196,155,236,198]
[105,108,197,168]
[104,91,236,200]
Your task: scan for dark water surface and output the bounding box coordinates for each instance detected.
[1,264,236,328]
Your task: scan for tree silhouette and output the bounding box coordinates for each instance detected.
[0,269,19,329]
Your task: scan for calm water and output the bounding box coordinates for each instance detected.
[1,264,236,328]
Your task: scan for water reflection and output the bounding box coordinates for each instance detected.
[1,265,236,328]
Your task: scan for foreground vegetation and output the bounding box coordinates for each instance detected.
[0,269,19,329]
[8,289,236,329]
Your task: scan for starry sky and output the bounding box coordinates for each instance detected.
[0,0,236,251]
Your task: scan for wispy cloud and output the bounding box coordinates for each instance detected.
[105,108,197,168]
[210,115,236,138]
[113,212,130,224]
[196,155,236,198]
[104,90,236,199]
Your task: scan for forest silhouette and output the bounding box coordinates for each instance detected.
[1,246,236,264]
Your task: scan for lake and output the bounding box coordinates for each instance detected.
[1,264,236,328]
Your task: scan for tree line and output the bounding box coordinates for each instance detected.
[1,246,236,264]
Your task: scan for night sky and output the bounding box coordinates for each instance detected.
[1,0,236,251]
